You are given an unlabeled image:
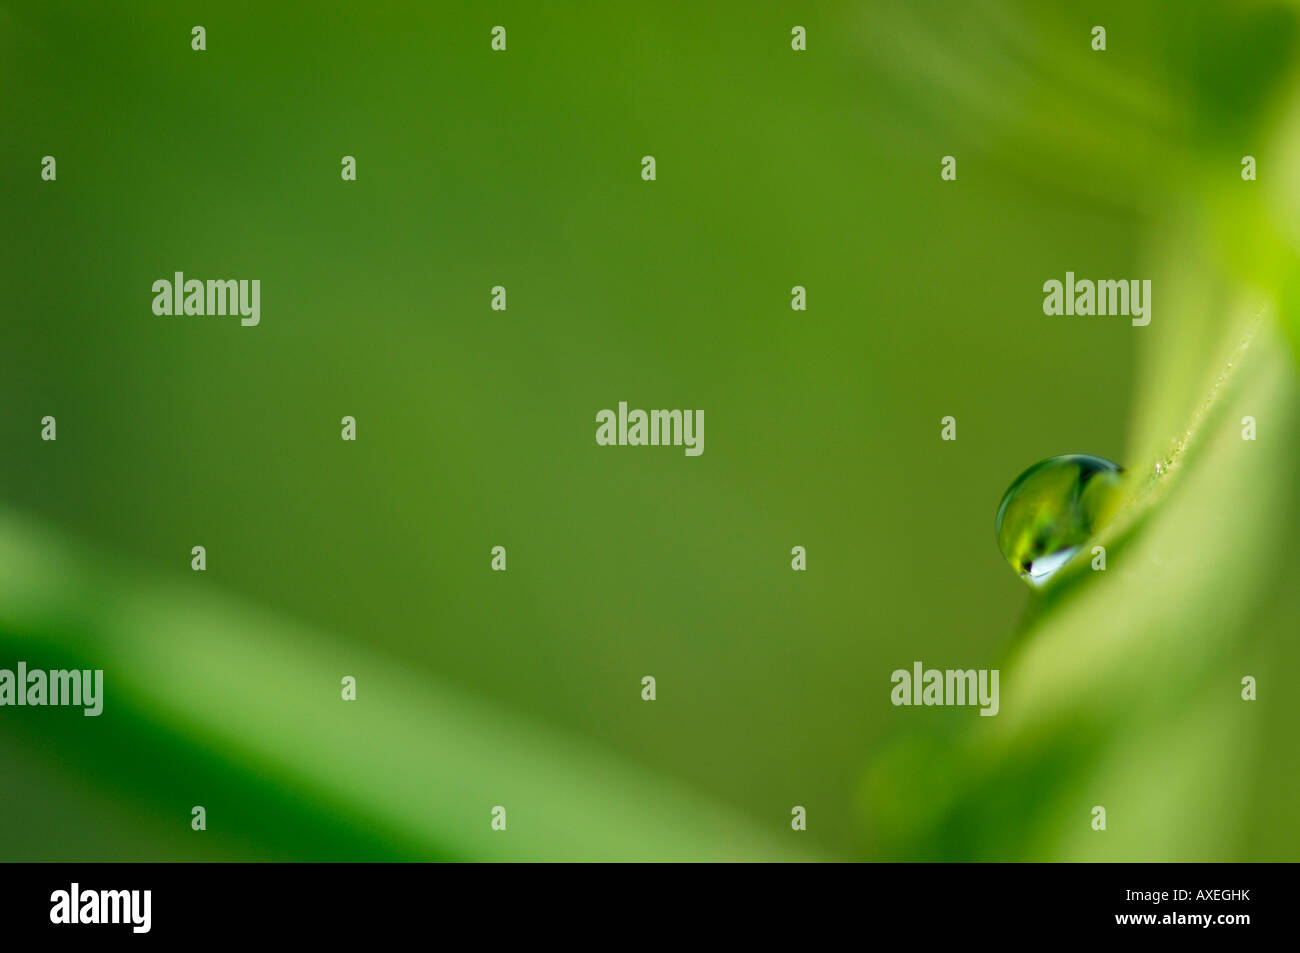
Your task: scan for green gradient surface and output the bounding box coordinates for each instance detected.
[1,1,1297,860]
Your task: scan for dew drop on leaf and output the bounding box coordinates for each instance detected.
[995,454,1124,587]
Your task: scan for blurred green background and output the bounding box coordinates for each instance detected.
[1,0,1297,861]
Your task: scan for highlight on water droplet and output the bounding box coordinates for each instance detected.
[995,454,1123,587]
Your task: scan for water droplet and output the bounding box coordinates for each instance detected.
[995,454,1123,587]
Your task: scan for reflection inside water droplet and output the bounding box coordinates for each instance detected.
[995,454,1123,587]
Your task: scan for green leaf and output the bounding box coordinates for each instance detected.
[0,517,814,861]
[862,308,1300,861]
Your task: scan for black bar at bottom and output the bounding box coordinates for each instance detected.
[0,862,1280,940]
